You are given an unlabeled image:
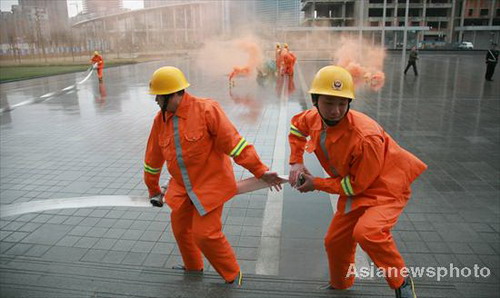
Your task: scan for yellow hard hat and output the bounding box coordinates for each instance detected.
[309,65,355,100]
[283,43,289,48]
[94,51,99,55]
[149,66,190,95]
[276,43,281,48]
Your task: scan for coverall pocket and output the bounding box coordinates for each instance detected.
[183,129,206,157]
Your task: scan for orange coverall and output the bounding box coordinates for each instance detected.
[276,50,296,95]
[275,47,282,72]
[144,92,268,281]
[90,54,104,79]
[289,109,427,289]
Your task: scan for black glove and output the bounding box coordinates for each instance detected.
[297,173,306,187]
[150,193,163,207]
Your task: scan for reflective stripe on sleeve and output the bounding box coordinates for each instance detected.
[341,175,355,196]
[290,124,306,138]
[173,116,207,216]
[230,137,248,158]
[144,162,161,175]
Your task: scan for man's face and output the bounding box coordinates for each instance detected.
[155,95,167,109]
[317,95,350,122]
[155,93,180,112]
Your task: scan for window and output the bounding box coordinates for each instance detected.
[468,9,473,16]
[369,8,383,17]
[427,8,448,17]
[370,21,379,26]
[480,9,488,16]
[409,9,420,17]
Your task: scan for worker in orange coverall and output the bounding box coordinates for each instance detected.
[275,43,282,74]
[143,66,282,287]
[228,66,251,87]
[288,65,426,298]
[276,43,296,95]
[90,51,104,82]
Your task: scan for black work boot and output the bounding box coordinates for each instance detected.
[395,276,417,298]
[226,271,243,287]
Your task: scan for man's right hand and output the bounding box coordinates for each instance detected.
[289,163,311,187]
[150,193,163,207]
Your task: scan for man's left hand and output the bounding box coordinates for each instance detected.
[296,173,315,193]
[260,171,283,192]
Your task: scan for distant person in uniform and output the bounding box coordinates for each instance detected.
[276,43,297,95]
[90,51,104,82]
[404,46,418,76]
[288,65,427,298]
[275,42,282,76]
[485,43,499,81]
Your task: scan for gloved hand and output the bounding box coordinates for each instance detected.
[150,193,163,207]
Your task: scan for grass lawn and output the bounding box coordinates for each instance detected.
[0,61,136,83]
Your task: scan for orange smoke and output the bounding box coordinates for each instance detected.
[195,35,263,80]
[228,39,263,82]
[332,36,386,91]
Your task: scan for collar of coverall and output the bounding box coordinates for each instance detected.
[308,109,351,144]
[165,92,190,120]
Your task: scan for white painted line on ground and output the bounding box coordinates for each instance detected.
[0,195,153,218]
[298,61,372,278]
[40,92,55,98]
[256,76,288,275]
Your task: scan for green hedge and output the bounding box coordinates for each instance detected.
[0,61,135,83]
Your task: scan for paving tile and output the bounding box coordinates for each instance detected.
[42,246,88,262]
[80,249,108,263]
[121,252,148,265]
[111,239,136,252]
[101,250,128,264]
[92,238,118,250]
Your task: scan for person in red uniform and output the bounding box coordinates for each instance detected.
[288,65,426,298]
[143,66,282,287]
[90,51,104,82]
[276,43,296,95]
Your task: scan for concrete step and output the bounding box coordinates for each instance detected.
[0,255,459,297]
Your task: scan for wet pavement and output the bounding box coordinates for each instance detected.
[0,52,499,297]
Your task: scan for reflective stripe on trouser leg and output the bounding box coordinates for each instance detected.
[171,199,204,271]
[173,116,207,216]
[192,203,240,281]
[324,208,363,289]
[353,201,408,289]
